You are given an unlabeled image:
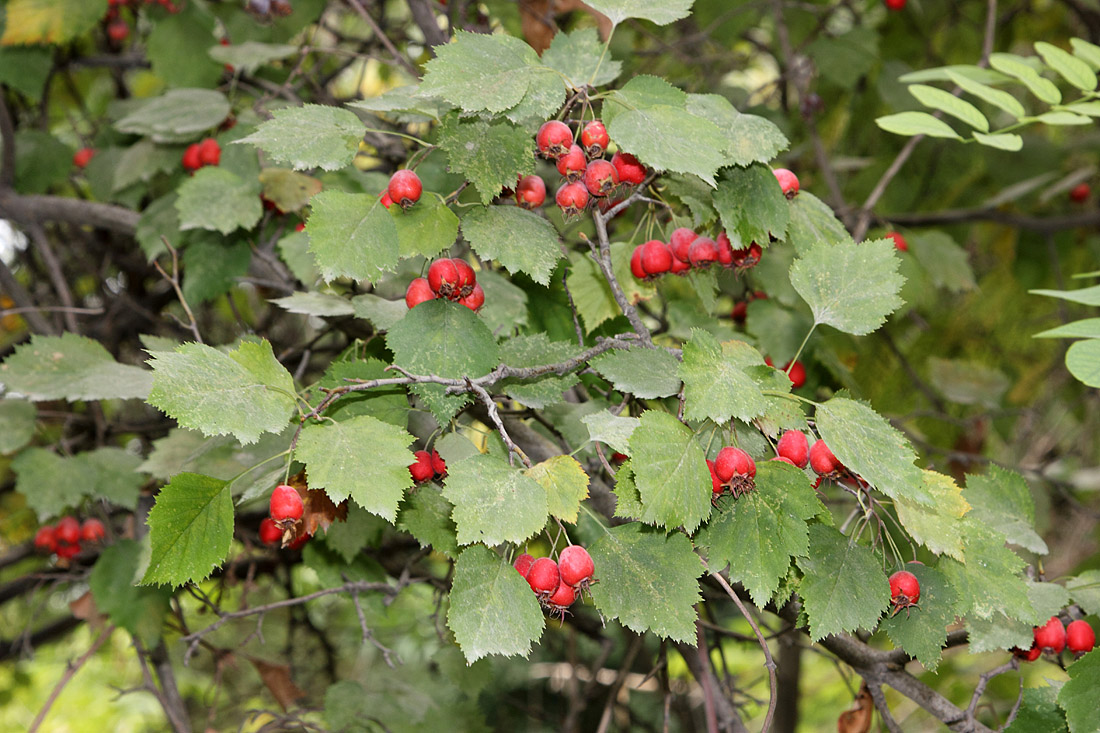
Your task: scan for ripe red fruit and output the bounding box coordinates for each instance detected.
[716,232,734,267]
[80,518,107,543]
[514,553,535,577]
[670,256,691,275]
[526,557,560,598]
[639,240,673,277]
[545,581,576,611]
[428,258,461,297]
[387,169,422,209]
[773,168,799,198]
[409,450,434,483]
[776,431,809,468]
[558,545,595,588]
[405,277,436,309]
[453,259,477,297]
[270,484,304,522]
[33,526,57,554]
[379,190,393,209]
[580,120,610,157]
[731,242,763,269]
[55,516,81,546]
[516,174,546,209]
[784,360,806,389]
[107,19,130,42]
[611,151,646,186]
[1012,643,1042,662]
[458,283,485,311]
[259,518,282,546]
[295,222,306,232]
[557,144,587,182]
[182,144,202,172]
[536,120,573,159]
[1066,620,1095,653]
[73,147,96,169]
[714,446,756,483]
[287,532,310,550]
[707,459,722,494]
[556,181,590,217]
[431,450,447,477]
[772,456,797,465]
[884,0,906,9]
[731,301,748,323]
[809,440,840,475]
[630,246,646,280]
[583,159,619,197]
[55,543,82,560]
[888,570,920,614]
[669,227,698,263]
[1069,182,1090,203]
[1034,617,1066,653]
[886,231,908,252]
[198,138,221,166]
[688,237,719,268]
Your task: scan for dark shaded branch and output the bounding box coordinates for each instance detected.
[885,207,1100,234]
[0,191,140,234]
[0,615,82,662]
[406,0,450,51]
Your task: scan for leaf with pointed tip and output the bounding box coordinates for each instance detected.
[305,191,399,283]
[940,521,1036,623]
[1035,41,1097,92]
[525,456,589,523]
[0,333,152,402]
[879,564,958,671]
[541,28,621,89]
[236,105,363,171]
[612,460,645,520]
[679,329,767,424]
[419,31,540,114]
[989,53,1061,104]
[591,347,681,399]
[894,470,970,561]
[397,487,458,558]
[462,205,561,286]
[141,473,233,587]
[790,239,905,335]
[875,111,962,139]
[114,88,230,143]
[964,465,1047,554]
[582,0,694,26]
[908,84,989,131]
[628,411,711,532]
[713,164,789,248]
[796,524,890,641]
[437,115,535,205]
[686,94,788,168]
[582,411,640,455]
[442,454,548,546]
[786,192,851,255]
[946,70,1027,118]
[391,194,459,260]
[271,292,356,317]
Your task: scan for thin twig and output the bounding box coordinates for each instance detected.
[466,377,531,467]
[29,625,115,733]
[345,0,420,79]
[154,237,203,343]
[964,659,1017,729]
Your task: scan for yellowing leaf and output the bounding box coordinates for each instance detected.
[1,0,107,46]
[894,470,970,561]
[525,455,589,523]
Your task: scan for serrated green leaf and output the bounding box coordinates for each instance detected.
[115,89,230,143]
[397,486,458,558]
[685,94,788,168]
[89,540,172,646]
[500,67,567,124]
[796,524,890,641]
[611,460,645,519]
[297,415,414,520]
[588,523,702,643]
[541,28,621,89]
[927,357,1009,407]
[175,166,262,235]
[320,359,408,428]
[136,194,181,260]
[208,41,297,75]
[628,411,711,532]
[1005,686,1068,733]
[790,239,905,335]
[581,0,693,26]
[442,454,548,546]
[141,473,233,587]
[1071,38,1100,70]
[1066,339,1100,387]
[12,448,86,520]
[1028,581,1071,620]
[0,399,36,454]
[1,0,107,45]
[1067,570,1100,616]
[271,292,356,317]
[909,84,989,131]
[525,456,589,523]
[945,70,1027,118]
[895,471,970,561]
[447,545,544,663]
[679,330,767,424]
[436,115,535,205]
[0,332,152,401]
[391,194,459,260]
[989,53,1062,104]
[965,466,1047,554]
[350,293,407,331]
[875,111,962,139]
[786,191,851,255]
[348,86,448,121]
[114,139,187,193]
[146,340,296,445]
[713,164,789,247]
[879,564,958,671]
[419,31,540,114]
[1035,41,1098,91]
[1058,650,1100,733]
[305,190,399,282]
[908,230,975,292]
[582,411,640,454]
[606,104,728,186]
[815,397,930,504]
[462,206,561,285]
[258,168,323,213]
[697,462,822,606]
[591,347,681,399]
[322,503,386,563]
[940,521,1035,623]
[966,611,1034,654]
[565,244,655,333]
[182,238,251,304]
[235,105,362,171]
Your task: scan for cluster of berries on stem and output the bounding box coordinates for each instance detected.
[514,545,596,621]
[34,517,107,562]
[182,138,221,173]
[1014,615,1095,661]
[708,446,757,500]
[408,449,447,484]
[405,258,484,312]
[630,228,764,281]
[262,483,310,550]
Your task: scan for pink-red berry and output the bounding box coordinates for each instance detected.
[557,144,587,182]
[55,516,81,546]
[639,240,673,277]
[886,231,908,252]
[556,182,590,218]
[784,360,806,389]
[580,120,610,157]
[458,283,485,311]
[428,258,461,298]
[270,484,304,523]
[409,450,434,483]
[714,446,756,483]
[259,518,282,546]
[387,169,422,209]
[888,570,920,612]
[514,553,535,577]
[182,143,203,172]
[516,174,546,209]
[773,168,799,198]
[707,459,722,494]
[1069,182,1090,203]
[431,450,447,477]
[34,526,58,554]
[611,151,646,186]
[688,237,719,268]
[884,0,906,9]
[527,557,560,598]
[197,138,221,167]
[583,159,618,197]
[630,246,646,280]
[536,120,573,159]
[545,581,576,611]
[73,147,96,169]
[669,228,697,264]
[1066,620,1095,654]
[558,545,595,588]
[405,277,436,309]
[809,440,840,475]
[80,518,107,543]
[1034,617,1066,653]
[776,431,809,468]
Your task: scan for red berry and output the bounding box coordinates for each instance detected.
[583,159,618,197]
[458,283,485,311]
[431,450,447,477]
[580,120,610,157]
[884,0,906,9]
[556,144,588,182]
[387,169,422,209]
[1069,182,1090,203]
[670,256,691,275]
[716,232,734,267]
[714,447,756,483]
[428,258,461,298]
[536,120,573,159]
[773,168,799,198]
[73,147,96,169]
[514,553,535,577]
[558,545,595,587]
[809,440,840,475]
[545,581,576,610]
[886,231,908,252]
[888,570,921,610]
[1012,643,1042,662]
[259,518,282,546]
[1066,620,1095,654]
[453,259,477,298]
[409,450,434,483]
[731,242,763,269]
[611,151,646,186]
[771,456,797,465]
[630,245,646,280]
[295,222,306,232]
[80,518,106,543]
[270,484,304,522]
[639,240,673,277]
[33,526,57,554]
[776,431,809,468]
[405,277,436,309]
[1034,617,1066,653]
[784,360,806,389]
[669,228,697,263]
[55,543,82,560]
[707,459,722,494]
[556,181,590,218]
[182,143,202,172]
[55,516,81,546]
[107,19,130,42]
[526,557,560,598]
[516,174,546,209]
[731,301,748,323]
[198,138,221,167]
[379,190,393,209]
[688,237,719,268]
[287,532,310,550]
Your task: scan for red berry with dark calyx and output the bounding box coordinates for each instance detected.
[583,159,619,197]
[732,242,763,269]
[458,283,485,312]
[431,450,447,477]
[34,526,58,554]
[888,570,920,616]
[1066,620,1095,654]
[270,484,304,523]
[556,182,590,218]
[405,277,436,309]
[886,231,908,252]
[387,169,422,209]
[773,168,799,198]
[714,446,756,483]
[1012,643,1042,662]
[428,258,461,298]
[716,232,734,267]
[1034,617,1066,653]
[56,516,81,546]
[732,301,748,324]
[536,120,573,159]
[516,174,546,209]
[670,256,691,275]
[688,237,719,268]
[55,543,82,561]
[80,518,107,543]
[287,532,310,551]
[639,240,673,277]
[669,228,697,263]
[198,138,221,166]
[73,148,96,169]
[259,518,282,546]
[526,557,560,598]
[611,151,646,186]
[409,450,434,483]
[545,582,577,617]
[884,0,906,10]
[784,360,806,389]
[809,440,840,475]
[514,553,535,578]
[630,246,646,280]
[453,259,477,298]
[558,545,595,588]
[1069,182,1090,203]
[777,431,809,468]
[557,144,587,182]
[580,120,610,157]
[182,144,202,172]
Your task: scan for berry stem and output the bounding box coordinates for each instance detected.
[787,323,817,376]
[586,24,617,88]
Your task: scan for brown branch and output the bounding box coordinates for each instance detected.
[27,223,79,333]
[0,191,139,234]
[0,257,55,334]
[0,89,16,189]
[884,207,1100,234]
[346,0,421,79]
[28,624,115,733]
[406,0,450,52]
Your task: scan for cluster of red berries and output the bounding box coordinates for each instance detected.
[182,138,221,173]
[1014,616,1095,661]
[408,449,447,483]
[405,258,484,312]
[33,517,107,561]
[260,484,310,550]
[707,446,757,500]
[888,569,921,617]
[514,545,595,620]
[534,119,648,219]
[630,229,763,281]
[382,169,422,210]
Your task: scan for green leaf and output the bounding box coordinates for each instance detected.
[0,332,152,401]
[1035,318,1100,339]
[588,523,703,643]
[271,292,356,317]
[499,67,568,124]
[806,28,878,89]
[235,105,362,171]
[1066,339,1100,387]
[713,164,789,247]
[89,540,173,646]
[965,465,1047,554]
[442,454,548,546]
[565,244,656,333]
[350,293,407,331]
[391,194,460,260]
[815,397,930,504]
[909,230,976,292]
[258,168,323,214]
[0,399,36,454]
[113,139,188,193]
[12,448,85,520]
[348,86,448,121]
[1036,111,1092,125]
[611,460,645,520]
[628,411,711,533]
[447,545,545,663]
[927,357,1009,407]
[908,84,989,131]
[697,462,822,606]
[790,239,905,335]
[974,132,1024,151]
[940,522,1035,623]
[591,347,681,399]
[397,486,459,558]
[146,340,296,445]
[945,70,1027,118]
[436,115,535,205]
[146,5,222,89]
[1028,581,1071,620]
[1031,284,1100,306]
[1,0,107,45]
[989,53,1062,104]
[419,31,541,114]
[305,190,399,283]
[582,410,640,455]
[497,333,580,408]
[899,65,1013,85]
[1071,38,1100,70]
[319,359,409,428]
[175,167,262,235]
[796,524,890,641]
[875,111,962,139]
[322,502,386,563]
[115,89,230,143]
[297,415,414,521]
[894,471,970,561]
[1058,650,1100,733]
[679,330,767,424]
[1005,687,1068,733]
[182,238,252,305]
[786,192,851,255]
[581,0,694,26]
[1067,570,1100,616]
[541,28,621,89]
[967,612,1033,654]
[136,194,181,260]
[141,473,233,587]
[461,206,561,285]
[879,563,958,671]
[685,94,788,168]
[1035,42,1098,92]
[208,41,297,75]
[0,46,52,100]
[79,447,144,509]
[525,456,589,523]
